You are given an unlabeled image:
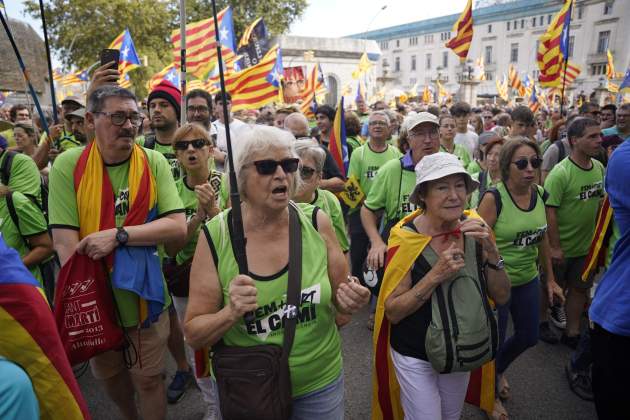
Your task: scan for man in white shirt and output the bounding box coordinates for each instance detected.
[211,92,251,172]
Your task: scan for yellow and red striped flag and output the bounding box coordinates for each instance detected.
[223,46,283,112]
[537,0,574,87]
[299,64,320,118]
[422,85,432,103]
[147,63,179,91]
[606,50,616,80]
[508,65,526,96]
[557,61,581,89]
[171,7,237,79]
[445,0,473,61]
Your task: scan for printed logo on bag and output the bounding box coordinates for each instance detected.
[63,276,106,348]
[245,284,321,340]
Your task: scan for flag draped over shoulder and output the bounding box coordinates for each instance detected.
[372,209,496,419]
[328,97,348,177]
[537,0,573,87]
[581,195,614,281]
[0,238,90,420]
[445,0,473,61]
[171,7,236,79]
[223,46,283,112]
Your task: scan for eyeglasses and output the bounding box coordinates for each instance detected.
[512,157,542,170]
[409,129,439,138]
[300,166,317,180]
[95,111,144,127]
[368,121,388,126]
[173,139,209,150]
[251,158,300,175]
[188,105,210,114]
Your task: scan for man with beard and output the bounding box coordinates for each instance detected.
[139,80,183,180]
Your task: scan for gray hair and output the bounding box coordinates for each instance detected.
[283,112,309,137]
[231,125,301,201]
[87,85,137,113]
[369,110,390,125]
[294,138,325,173]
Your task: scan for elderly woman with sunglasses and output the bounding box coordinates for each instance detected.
[185,126,370,419]
[477,137,564,419]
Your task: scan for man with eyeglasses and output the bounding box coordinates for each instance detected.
[48,85,186,420]
[602,103,630,141]
[544,117,605,349]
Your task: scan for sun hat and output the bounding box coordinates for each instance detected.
[409,152,479,205]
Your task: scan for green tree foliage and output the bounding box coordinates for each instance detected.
[24,0,307,98]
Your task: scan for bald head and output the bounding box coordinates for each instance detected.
[284,112,310,138]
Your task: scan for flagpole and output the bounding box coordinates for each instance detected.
[0,12,50,137]
[179,0,187,123]
[559,1,573,116]
[210,0,248,278]
[38,0,58,124]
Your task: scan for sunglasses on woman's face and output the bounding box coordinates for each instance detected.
[512,157,542,170]
[300,166,317,180]
[252,158,300,175]
[173,139,208,150]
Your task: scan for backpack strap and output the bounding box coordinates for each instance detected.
[484,187,502,218]
[282,203,303,361]
[557,140,566,162]
[1,150,16,186]
[6,192,26,246]
[143,133,156,150]
[478,171,488,198]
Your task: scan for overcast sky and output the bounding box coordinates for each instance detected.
[5,0,471,67]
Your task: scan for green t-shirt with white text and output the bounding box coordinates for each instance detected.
[544,157,605,257]
[304,189,349,252]
[49,146,185,327]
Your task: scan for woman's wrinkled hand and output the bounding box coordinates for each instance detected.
[336,277,370,314]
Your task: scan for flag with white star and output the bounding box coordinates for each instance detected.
[108,29,141,75]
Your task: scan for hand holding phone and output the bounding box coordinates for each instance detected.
[100,49,120,71]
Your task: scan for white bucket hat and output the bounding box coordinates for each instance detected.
[409,152,479,205]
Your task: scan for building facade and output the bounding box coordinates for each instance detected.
[349,0,630,101]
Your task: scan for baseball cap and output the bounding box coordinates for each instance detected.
[404,112,439,132]
[478,131,501,146]
[409,152,479,205]
[61,95,85,108]
[65,108,86,121]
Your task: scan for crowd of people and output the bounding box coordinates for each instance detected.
[0,62,629,420]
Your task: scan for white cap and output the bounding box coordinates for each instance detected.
[403,112,439,132]
[409,152,479,205]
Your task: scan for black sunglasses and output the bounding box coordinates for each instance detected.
[300,166,317,179]
[512,157,542,170]
[173,139,209,150]
[252,158,300,175]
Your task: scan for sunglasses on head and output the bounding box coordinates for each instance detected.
[512,157,542,170]
[300,166,317,179]
[252,158,300,175]
[173,139,209,150]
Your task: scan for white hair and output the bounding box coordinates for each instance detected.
[294,138,325,173]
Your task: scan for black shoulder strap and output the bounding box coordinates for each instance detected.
[283,203,303,360]
[478,171,488,198]
[143,133,156,150]
[6,192,24,242]
[1,151,16,186]
[557,140,566,162]
[488,187,502,218]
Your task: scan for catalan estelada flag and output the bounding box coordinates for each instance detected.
[147,63,180,91]
[537,0,573,87]
[299,64,319,118]
[0,236,90,419]
[223,46,283,112]
[372,209,495,419]
[108,28,141,76]
[529,87,541,112]
[445,0,473,61]
[61,69,89,86]
[581,195,614,281]
[328,97,348,177]
[171,7,237,79]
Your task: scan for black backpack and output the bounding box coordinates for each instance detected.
[1,151,49,221]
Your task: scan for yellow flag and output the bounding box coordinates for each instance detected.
[339,175,365,208]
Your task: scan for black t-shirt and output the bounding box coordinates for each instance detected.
[389,222,433,361]
[321,145,344,180]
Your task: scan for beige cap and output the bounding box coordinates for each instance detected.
[65,107,86,121]
[409,152,479,205]
[403,111,439,132]
[61,95,85,108]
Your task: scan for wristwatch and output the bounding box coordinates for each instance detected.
[485,256,505,271]
[116,227,129,246]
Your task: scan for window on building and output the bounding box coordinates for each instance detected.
[507,21,511,31]
[533,70,540,79]
[604,1,614,15]
[409,77,417,86]
[514,20,518,30]
[510,43,519,63]
[411,55,416,71]
[577,5,584,19]
[597,31,610,54]
[395,56,400,72]
[440,32,451,41]
[443,51,449,68]
[485,45,493,64]
[539,16,544,26]
[409,36,418,46]
[426,53,432,70]
[568,35,575,57]
[547,14,552,24]
[488,24,492,33]
[532,17,536,27]
[424,34,434,44]
[380,41,389,50]
[396,39,400,48]
[382,58,389,68]
[591,63,607,75]
[485,72,494,81]
[521,19,525,29]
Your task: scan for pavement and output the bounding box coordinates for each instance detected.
[78,307,597,420]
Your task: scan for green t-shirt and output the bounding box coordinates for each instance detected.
[49,146,185,327]
[302,189,349,252]
[440,143,471,170]
[467,160,482,175]
[43,130,82,152]
[174,171,228,264]
[136,136,183,181]
[364,155,418,226]
[206,205,342,397]
[492,184,548,286]
[0,191,48,284]
[544,158,605,257]
[346,135,363,154]
[347,142,402,213]
[0,151,42,206]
